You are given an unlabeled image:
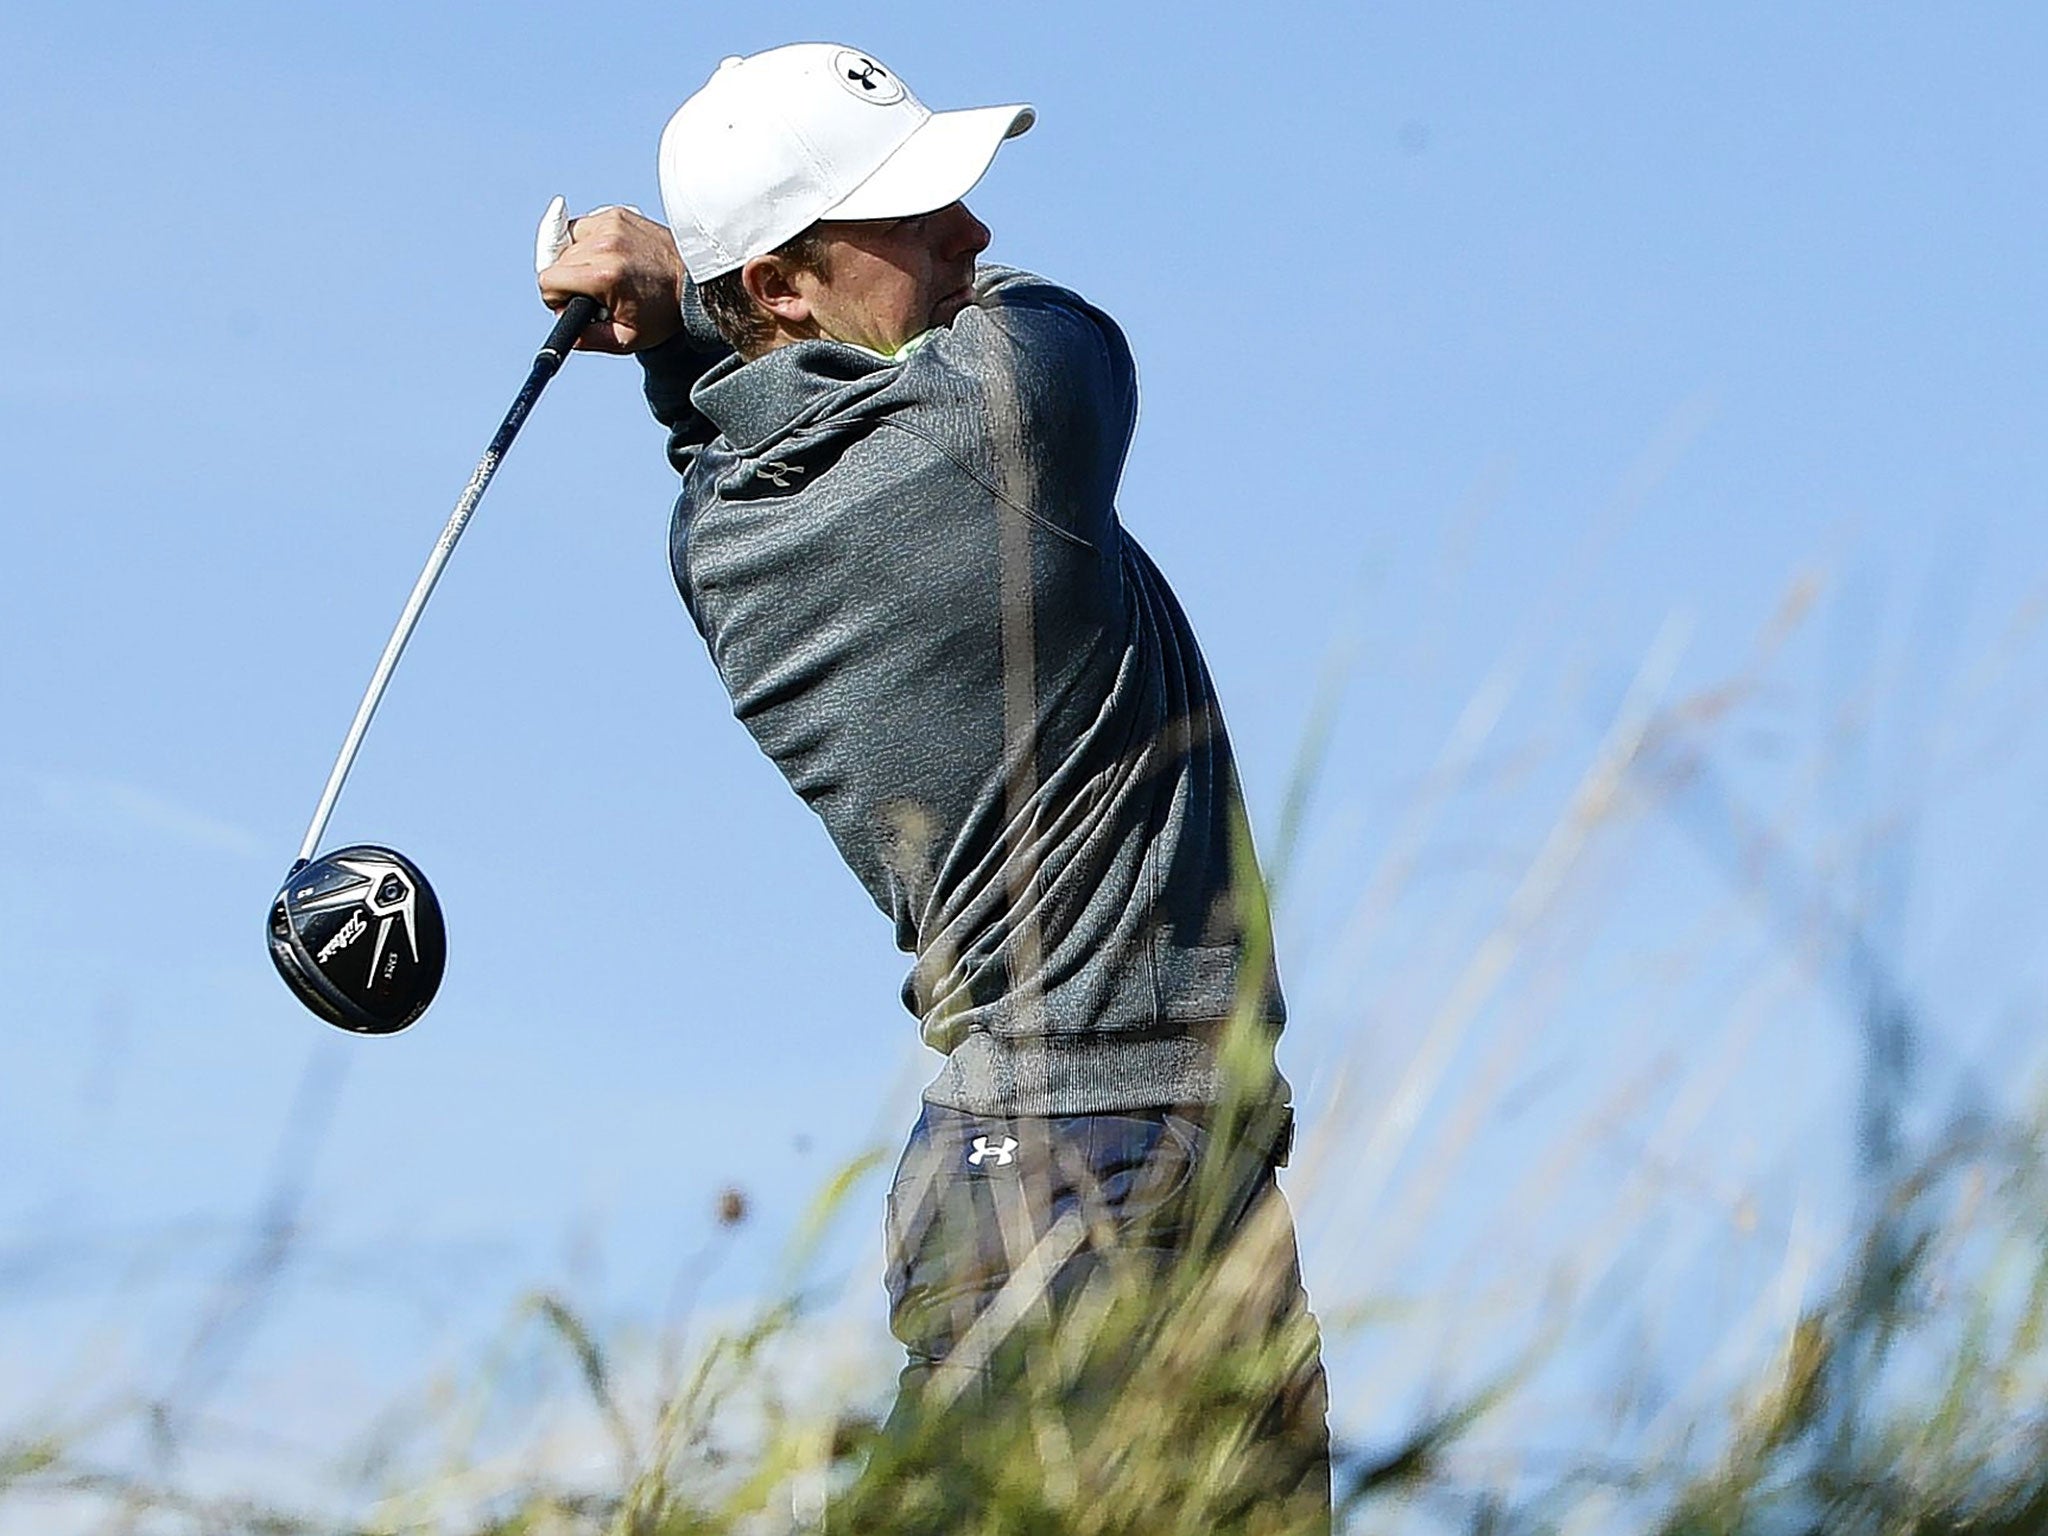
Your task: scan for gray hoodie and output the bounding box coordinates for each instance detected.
[640,265,1286,1116]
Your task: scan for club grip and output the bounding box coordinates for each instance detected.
[537,293,602,368]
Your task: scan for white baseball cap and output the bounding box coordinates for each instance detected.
[658,44,1034,281]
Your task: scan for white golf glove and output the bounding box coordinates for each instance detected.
[534,194,645,276]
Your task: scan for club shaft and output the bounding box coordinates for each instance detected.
[296,297,598,866]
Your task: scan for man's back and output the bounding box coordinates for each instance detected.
[642,264,1288,1116]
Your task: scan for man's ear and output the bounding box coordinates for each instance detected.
[741,255,814,326]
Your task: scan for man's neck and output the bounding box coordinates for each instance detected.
[749,326,931,363]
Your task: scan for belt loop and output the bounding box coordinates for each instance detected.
[1272,1106,1295,1169]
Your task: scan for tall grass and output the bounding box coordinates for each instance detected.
[11,1106,2048,1533]
[9,606,2047,1534]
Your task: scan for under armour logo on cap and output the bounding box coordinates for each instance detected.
[834,50,905,104]
[967,1135,1018,1168]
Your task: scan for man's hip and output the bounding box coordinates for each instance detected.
[879,1101,1330,1530]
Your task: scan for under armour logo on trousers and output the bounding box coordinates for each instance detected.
[967,1135,1018,1167]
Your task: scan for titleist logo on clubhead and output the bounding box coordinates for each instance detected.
[294,854,422,967]
[316,911,368,964]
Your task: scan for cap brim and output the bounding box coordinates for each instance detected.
[823,103,1034,222]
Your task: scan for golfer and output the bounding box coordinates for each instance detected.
[538,43,1328,1522]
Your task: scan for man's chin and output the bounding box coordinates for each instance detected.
[933,286,979,325]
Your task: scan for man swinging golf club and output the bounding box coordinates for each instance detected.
[539,43,1329,1522]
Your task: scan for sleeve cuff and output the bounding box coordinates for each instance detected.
[681,278,727,352]
[638,281,729,415]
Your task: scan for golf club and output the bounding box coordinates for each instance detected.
[267,294,599,1034]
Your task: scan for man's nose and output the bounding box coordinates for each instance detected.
[938,202,991,259]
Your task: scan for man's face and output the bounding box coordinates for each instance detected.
[790,201,992,355]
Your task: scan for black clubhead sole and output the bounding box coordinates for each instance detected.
[269,843,446,1034]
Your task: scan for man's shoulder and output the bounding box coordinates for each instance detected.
[962,264,1109,321]
[911,265,1132,386]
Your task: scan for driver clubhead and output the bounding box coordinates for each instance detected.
[268,844,446,1034]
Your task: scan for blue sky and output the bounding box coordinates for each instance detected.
[6,0,2048,1507]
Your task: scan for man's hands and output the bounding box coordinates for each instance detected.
[535,197,688,354]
